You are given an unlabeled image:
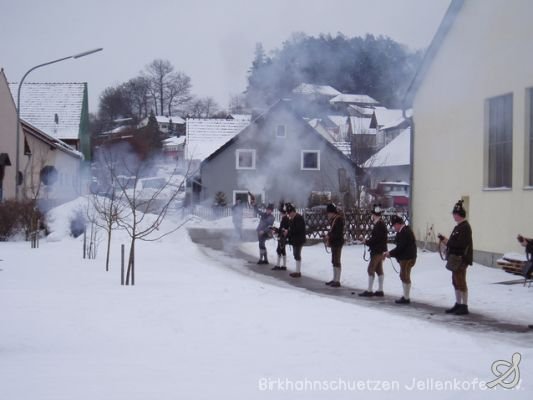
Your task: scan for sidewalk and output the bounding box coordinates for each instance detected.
[189,226,532,335]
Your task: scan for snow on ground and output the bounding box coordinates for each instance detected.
[0,205,532,400]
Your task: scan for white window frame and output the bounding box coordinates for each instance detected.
[235,149,256,170]
[275,124,287,138]
[301,150,320,170]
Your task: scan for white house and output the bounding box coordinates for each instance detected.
[404,0,533,266]
[138,115,185,135]
[0,69,82,207]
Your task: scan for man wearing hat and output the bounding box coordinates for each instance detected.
[385,215,417,304]
[285,203,306,278]
[359,204,388,297]
[325,203,345,287]
[272,202,290,271]
[438,199,473,315]
[252,199,275,264]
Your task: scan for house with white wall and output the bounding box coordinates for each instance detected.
[404,0,533,266]
[0,69,82,207]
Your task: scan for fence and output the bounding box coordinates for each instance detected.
[183,205,409,242]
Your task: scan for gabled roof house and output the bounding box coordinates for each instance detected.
[9,82,91,160]
[198,99,358,207]
[0,70,82,205]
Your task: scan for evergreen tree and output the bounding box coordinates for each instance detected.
[245,33,423,109]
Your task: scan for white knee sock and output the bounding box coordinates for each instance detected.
[403,283,411,299]
[334,267,341,282]
[455,290,462,304]
[295,260,301,273]
[378,275,384,291]
[282,256,286,267]
[368,275,375,291]
[462,291,468,305]
[276,255,281,266]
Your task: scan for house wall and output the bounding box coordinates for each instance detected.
[22,134,81,207]
[411,0,533,265]
[200,107,356,207]
[0,70,24,201]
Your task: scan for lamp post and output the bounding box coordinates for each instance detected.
[15,47,103,199]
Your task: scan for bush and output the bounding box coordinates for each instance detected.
[0,200,43,241]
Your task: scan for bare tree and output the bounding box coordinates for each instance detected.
[143,59,193,118]
[94,142,192,285]
[165,72,192,116]
[187,96,220,118]
[228,93,248,114]
[90,145,129,271]
[124,76,151,122]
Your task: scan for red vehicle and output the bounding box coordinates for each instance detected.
[372,181,409,209]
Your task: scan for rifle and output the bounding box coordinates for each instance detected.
[321,234,331,254]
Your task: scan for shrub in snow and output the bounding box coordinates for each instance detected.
[0,200,43,241]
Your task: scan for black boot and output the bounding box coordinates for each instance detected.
[454,304,469,315]
[445,303,460,314]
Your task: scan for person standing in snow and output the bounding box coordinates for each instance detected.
[286,203,306,278]
[252,200,275,265]
[384,215,417,304]
[438,199,473,315]
[359,204,388,297]
[516,233,533,329]
[231,198,244,239]
[272,203,290,271]
[324,203,344,287]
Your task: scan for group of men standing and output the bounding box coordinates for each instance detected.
[251,200,306,278]
[243,198,474,315]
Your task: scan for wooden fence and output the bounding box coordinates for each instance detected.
[183,205,409,242]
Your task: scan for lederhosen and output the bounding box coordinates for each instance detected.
[276,214,290,256]
[366,218,388,276]
[447,220,473,292]
[389,225,417,284]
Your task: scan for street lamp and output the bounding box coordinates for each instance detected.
[15,47,103,199]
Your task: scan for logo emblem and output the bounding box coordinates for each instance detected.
[487,352,521,389]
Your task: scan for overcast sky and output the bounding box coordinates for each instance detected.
[0,0,450,113]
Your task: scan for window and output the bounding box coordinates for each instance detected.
[486,94,513,188]
[301,150,320,170]
[275,125,286,138]
[236,149,256,169]
[526,88,533,186]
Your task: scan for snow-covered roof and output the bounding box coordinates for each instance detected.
[330,93,379,105]
[363,128,411,168]
[155,115,185,124]
[9,82,86,141]
[186,118,250,161]
[333,141,351,157]
[163,136,186,147]
[230,114,252,121]
[21,119,82,159]
[292,83,341,97]
[373,107,404,128]
[138,115,186,127]
[327,115,348,128]
[348,104,375,117]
